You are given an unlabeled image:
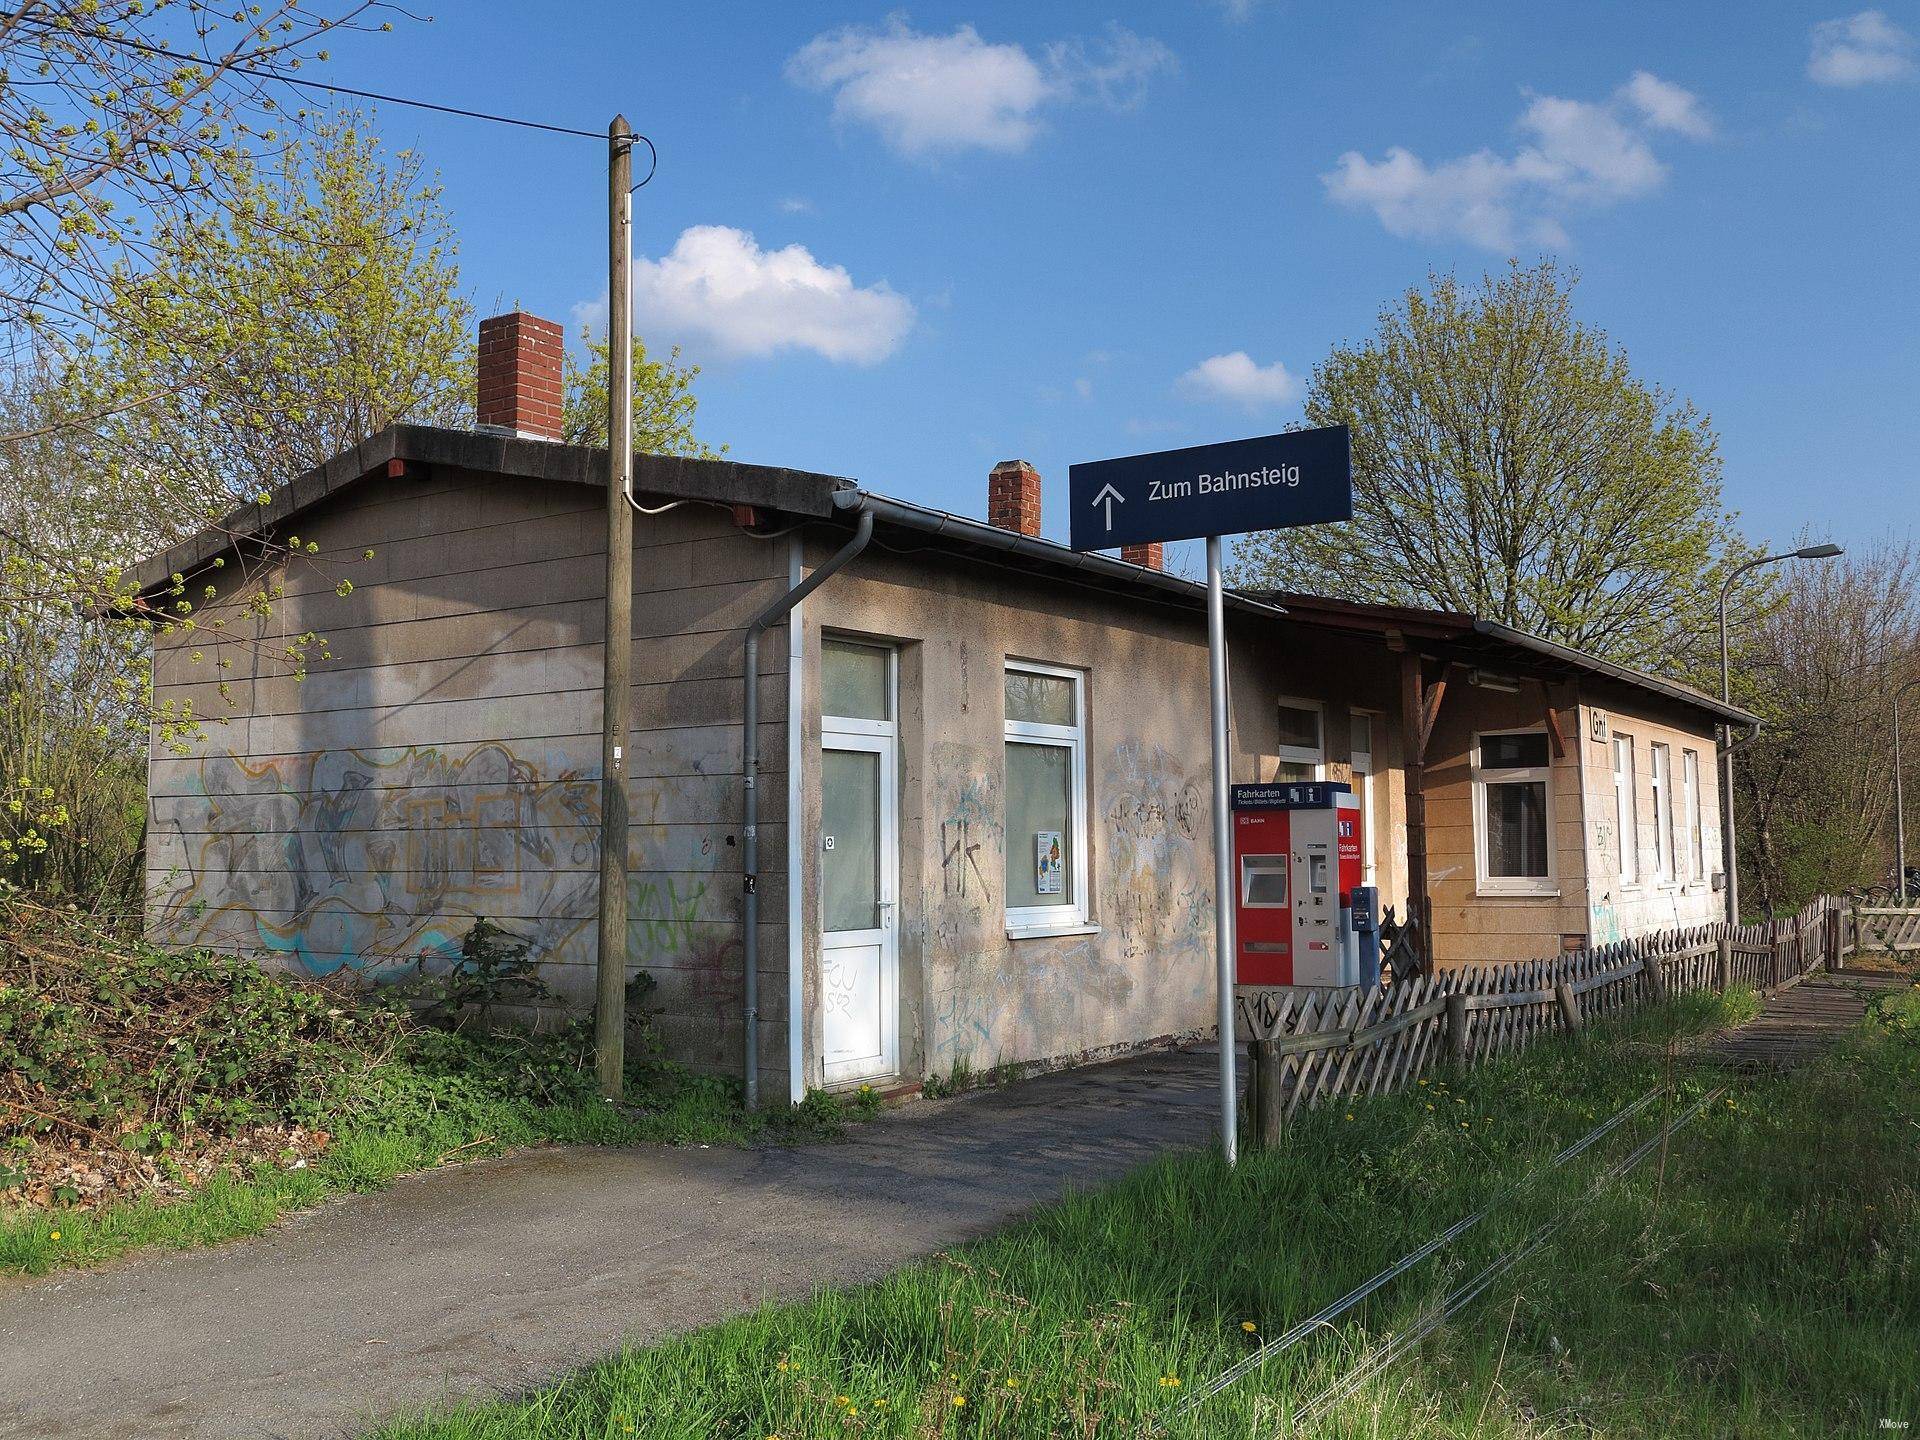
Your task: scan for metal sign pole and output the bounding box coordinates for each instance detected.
[1067,425,1352,1167]
[1206,534,1238,1165]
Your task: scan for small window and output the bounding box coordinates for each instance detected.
[1612,735,1638,884]
[1273,698,1324,784]
[1481,733,1550,769]
[1650,742,1674,884]
[1683,749,1706,883]
[1475,729,1554,894]
[1350,712,1374,768]
[1241,855,1288,907]
[822,639,891,721]
[1005,661,1088,933]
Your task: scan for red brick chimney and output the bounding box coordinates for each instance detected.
[1122,542,1164,570]
[988,460,1042,537]
[477,311,564,441]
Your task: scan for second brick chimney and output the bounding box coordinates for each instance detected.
[1121,541,1164,570]
[988,459,1042,537]
[477,311,564,441]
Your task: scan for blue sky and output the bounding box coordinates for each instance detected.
[325,3,1917,565]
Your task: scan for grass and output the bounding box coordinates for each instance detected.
[1,1053,861,1277]
[369,983,1920,1439]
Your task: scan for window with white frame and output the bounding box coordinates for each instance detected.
[1004,661,1089,933]
[1273,699,1323,783]
[1683,748,1705,884]
[1612,735,1638,884]
[1475,731,1554,893]
[1650,742,1674,883]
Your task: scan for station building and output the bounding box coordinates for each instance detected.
[129,312,1751,1100]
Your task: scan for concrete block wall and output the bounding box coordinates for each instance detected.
[146,465,794,1079]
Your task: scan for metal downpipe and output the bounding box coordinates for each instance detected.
[742,498,873,1108]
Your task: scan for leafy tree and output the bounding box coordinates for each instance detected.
[1231,261,1762,673]
[3,111,461,901]
[561,330,720,459]
[0,1,403,414]
[68,111,473,524]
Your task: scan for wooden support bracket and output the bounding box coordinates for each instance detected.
[1541,681,1567,760]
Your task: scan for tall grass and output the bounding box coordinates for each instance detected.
[374,986,1920,1439]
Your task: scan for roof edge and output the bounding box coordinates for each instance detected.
[119,424,855,600]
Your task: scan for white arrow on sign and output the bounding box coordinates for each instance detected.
[1091,482,1125,532]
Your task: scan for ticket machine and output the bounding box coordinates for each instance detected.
[1231,781,1365,987]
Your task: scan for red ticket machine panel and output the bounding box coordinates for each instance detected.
[1231,782,1362,987]
[1234,807,1293,985]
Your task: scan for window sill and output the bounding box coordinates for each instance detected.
[1006,922,1100,942]
[1475,886,1561,900]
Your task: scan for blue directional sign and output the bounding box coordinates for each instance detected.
[1067,425,1352,552]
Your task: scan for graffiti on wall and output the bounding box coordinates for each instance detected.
[1102,740,1209,968]
[924,742,1005,1064]
[154,743,602,977]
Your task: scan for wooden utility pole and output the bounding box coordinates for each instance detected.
[594,115,635,1100]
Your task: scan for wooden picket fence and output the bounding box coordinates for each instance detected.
[1848,904,1920,954]
[1238,894,1843,1143]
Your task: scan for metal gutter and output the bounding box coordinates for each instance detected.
[1470,619,1757,727]
[740,493,873,1109]
[785,535,808,1107]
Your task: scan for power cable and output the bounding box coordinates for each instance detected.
[1156,1085,1663,1427]
[75,28,651,154]
[1285,1087,1724,1432]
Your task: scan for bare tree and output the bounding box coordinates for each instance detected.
[1735,540,1920,912]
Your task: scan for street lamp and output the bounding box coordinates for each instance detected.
[1717,543,1844,925]
[1895,678,1920,905]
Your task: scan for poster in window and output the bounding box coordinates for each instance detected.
[1035,830,1063,895]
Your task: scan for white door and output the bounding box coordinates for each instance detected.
[820,729,898,1084]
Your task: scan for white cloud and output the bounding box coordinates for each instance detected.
[1809,10,1915,85]
[777,196,814,214]
[1177,352,1301,410]
[623,225,915,365]
[1074,376,1094,400]
[1323,72,1710,250]
[785,18,1173,158]
[1621,70,1715,138]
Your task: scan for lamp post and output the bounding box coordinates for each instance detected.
[1718,543,1843,926]
[1896,678,1920,905]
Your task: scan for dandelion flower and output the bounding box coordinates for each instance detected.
[48,1230,60,1241]
[1159,1375,1182,1388]
[1345,1113,1354,1121]
[835,1395,851,1407]
[952,1394,967,1407]
[1005,1377,1020,1388]
[1241,1321,1258,1333]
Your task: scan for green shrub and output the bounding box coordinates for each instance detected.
[0,889,399,1152]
